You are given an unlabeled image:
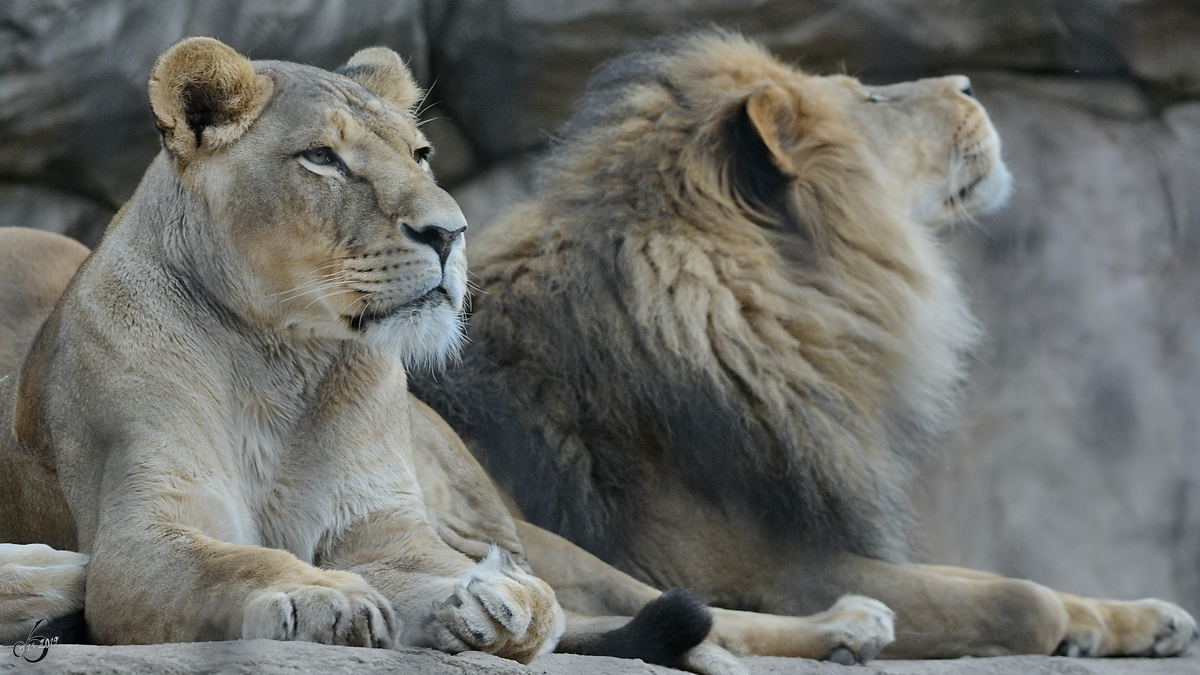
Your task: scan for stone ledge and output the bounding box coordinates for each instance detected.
[2,641,1194,675]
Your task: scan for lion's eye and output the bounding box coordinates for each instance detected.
[298,146,347,177]
[865,93,886,104]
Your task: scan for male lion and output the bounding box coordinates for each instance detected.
[0,37,735,669]
[413,30,1199,660]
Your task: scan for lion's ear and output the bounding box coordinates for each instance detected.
[149,37,273,160]
[742,85,799,175]
[726,86,797,228]
[336,48,421,113]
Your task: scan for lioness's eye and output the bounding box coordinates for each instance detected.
[865,93,886,104]
[302,147,335,165]
[297,146,347,177]
[414,146,432,165]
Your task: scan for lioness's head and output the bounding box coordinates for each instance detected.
[148,38,466,368]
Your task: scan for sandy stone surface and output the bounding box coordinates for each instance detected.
[1,641,1196,675]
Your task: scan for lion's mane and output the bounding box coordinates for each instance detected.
[414,31,979,564]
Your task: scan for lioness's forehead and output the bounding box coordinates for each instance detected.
[252,60,418,149]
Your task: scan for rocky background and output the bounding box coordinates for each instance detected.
[2,0,1198,635]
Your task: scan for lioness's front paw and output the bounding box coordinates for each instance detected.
[427,547,563,663]
[1060,598,1197,657]
[814,595,896,665]
[243,572,398,648]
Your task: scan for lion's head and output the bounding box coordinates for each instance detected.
[549,30,1010,242]
[418,31,1012,561]
[147,38,466,368]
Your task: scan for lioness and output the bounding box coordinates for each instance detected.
[0,37,727,667]
[413,30,1199,660]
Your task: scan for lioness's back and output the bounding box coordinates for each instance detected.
[0,228,87,550]
[0,228,89,375]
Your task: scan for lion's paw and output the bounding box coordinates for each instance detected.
[426,546,563,663]
[1059,598,1196,657]
[814,595,896,665]
[243,573,398,648]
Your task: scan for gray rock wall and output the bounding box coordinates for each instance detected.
[1,0,1197,620]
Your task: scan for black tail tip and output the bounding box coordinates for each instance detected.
[593,588,713,667]
[35,611,89,644]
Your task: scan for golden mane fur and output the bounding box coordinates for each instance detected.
[415,30,991,561]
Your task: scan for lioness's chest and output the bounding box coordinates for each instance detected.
[220,351,342,558]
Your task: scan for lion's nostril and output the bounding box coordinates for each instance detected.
[401,222,464,266]
[961,84,975,98]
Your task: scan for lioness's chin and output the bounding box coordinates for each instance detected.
[361,299,465,372]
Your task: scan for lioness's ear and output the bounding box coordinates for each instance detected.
[149,37,273,160]
[336,47,421,112]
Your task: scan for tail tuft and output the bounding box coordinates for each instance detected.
[591,588,713,667]
[38,611,89,644]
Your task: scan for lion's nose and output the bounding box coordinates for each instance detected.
[402,219,466,266]
[944,75,974,98]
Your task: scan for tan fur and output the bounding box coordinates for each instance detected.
[412,31,1197,660]
[0,229,89,381]
[0,38,562,660]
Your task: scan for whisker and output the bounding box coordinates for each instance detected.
[415,77,440,118]
[303,287,360,310]
[277,279,349,303]
[268,273,349,299]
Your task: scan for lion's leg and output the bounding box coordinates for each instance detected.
[1052,592,1198,657]
[516,520,894,664]
[913,564,1197,657]
[0,543,88,643]
[813,554,1073,658]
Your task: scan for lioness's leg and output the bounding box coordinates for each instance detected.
[516,520,894,664]
[85,523,398,647]
[914,564,1198,657]
[322,512,562,664]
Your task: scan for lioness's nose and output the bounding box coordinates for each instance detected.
[402,219,466,266]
